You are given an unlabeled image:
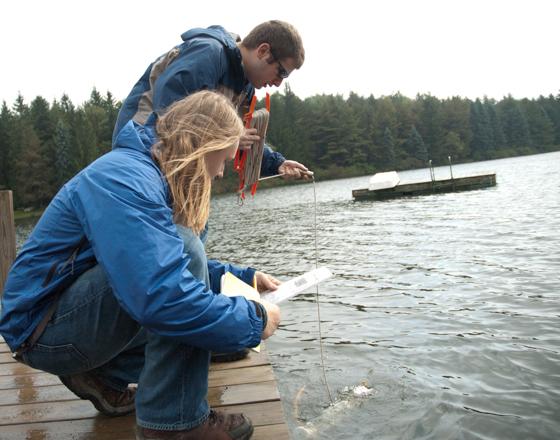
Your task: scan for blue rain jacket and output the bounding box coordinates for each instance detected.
[113,25,285,176]
[0,121,263,352]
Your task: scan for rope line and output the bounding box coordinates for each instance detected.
[312,176,334,404]
[241,108,269,197]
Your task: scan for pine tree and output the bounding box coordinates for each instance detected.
[499,95,532,149]
[382,127,396,169]
[469,99,493,159]
[522,100,555,150]
[485,99,505,152]
[442,131,466,159]
[0,102,13,188]
[54,119,74,188]
[441,97,471,160]
[404,125,428,163]
[14,125,51,207]
[416,94,445,162]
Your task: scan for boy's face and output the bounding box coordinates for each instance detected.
[245,43,297,89]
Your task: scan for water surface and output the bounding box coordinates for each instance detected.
[206,151,560,439]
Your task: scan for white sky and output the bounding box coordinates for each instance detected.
[1,0,558,106]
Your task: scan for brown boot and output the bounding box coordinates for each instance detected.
[136,410,253,440]
[59,372,135,416]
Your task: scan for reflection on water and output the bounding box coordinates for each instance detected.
[15,152,560,439]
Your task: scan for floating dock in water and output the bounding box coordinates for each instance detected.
[352,171,497,201]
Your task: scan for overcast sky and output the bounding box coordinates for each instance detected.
[2,0,558,106]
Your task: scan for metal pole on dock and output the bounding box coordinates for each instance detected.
[428,160,435,182]
[0,190,16,297]
[448,155,454,180]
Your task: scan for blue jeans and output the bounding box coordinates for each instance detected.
[21,226,212,430]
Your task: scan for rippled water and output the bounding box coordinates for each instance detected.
[207,151,560,439]
[15,152,560,439]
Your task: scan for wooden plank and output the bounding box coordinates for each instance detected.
[0,399,286,431]
[0,346,269,365]
[0,372,60,390]
[0,364,275,391]
[0,380,279,408]
[0,420,290,440]
[0,351,15,362]
[0,337,290,438]
[209,349,269,371]
[0,362,42,376]
[208,365,275,387]
[0,190,16,296]
[0,416,138,440]
[220,400,287,426]
[209,380,280,407]
[253,423,291,440]
[0,398,99,425]
[0,384,75,406]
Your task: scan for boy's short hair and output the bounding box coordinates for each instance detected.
[242,20,305,68]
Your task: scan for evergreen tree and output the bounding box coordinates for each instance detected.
[469,99,493,159]
[441,97,471,160]
[382,127,396,169]
[538,93,560,144]
[0,102,13,188]
[54,119,74,188]
[416,94,445,162]
[30,96,54,143]
[485,99,505,151]
[14,125,51,207]
[13,93,29,117]
[522,100,555,150]
[369,97,397,164]
[103,91,120,147]
[73,109,98,168]
[442,131,466,159]
[498,95,532,149]
[404,125,428,162]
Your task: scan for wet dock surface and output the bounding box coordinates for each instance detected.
[0,336,289,439]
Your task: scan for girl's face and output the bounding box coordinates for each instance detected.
[205,142,239,179]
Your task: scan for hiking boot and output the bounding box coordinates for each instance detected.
[59,372,136,416]
[210,348,250,363]
[136,410,253,439]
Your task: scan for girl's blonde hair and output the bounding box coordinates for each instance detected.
[153,91,243,234]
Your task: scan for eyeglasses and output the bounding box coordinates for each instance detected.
[270,48,290,79]
[276,60,289,79]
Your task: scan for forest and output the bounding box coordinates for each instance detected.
[1,86,559,209]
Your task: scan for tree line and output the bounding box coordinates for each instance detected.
[1,87,559,209]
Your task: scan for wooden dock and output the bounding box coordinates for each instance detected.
[0,190,290,439]
[352,173,497,201]
[0,338,289,439]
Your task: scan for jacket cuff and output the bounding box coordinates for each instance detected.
[240,266,257,286]
[250,300,268,334]
[260,145,286,177]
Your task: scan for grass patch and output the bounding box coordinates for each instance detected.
[14,209,43,222]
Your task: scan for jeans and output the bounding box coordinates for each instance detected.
[21,226,212,430]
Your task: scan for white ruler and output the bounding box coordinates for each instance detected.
[260,267,333,304]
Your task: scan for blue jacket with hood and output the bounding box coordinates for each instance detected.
[0,121,263,353]
[113,25,285,176]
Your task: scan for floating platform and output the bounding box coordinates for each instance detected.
[0,335,289,439]
[352,172,497,201]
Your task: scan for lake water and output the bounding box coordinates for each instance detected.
[15,151,560,439]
